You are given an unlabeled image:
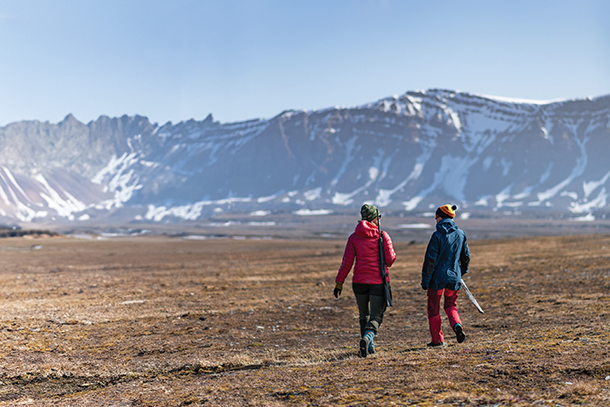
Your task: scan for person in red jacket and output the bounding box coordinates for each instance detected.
[334,204,396,357]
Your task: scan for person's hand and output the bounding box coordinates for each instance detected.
[422,286,427,291]
[333,282,343,298]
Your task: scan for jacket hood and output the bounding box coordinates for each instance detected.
[436,218,458,235]
[355,220,379,238]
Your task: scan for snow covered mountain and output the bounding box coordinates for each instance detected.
[0,89,609,224]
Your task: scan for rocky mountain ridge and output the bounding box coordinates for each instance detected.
[0,89,609,224]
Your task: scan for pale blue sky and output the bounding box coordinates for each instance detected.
[1,0,608,125]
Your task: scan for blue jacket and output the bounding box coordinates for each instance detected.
[421,218,471,291]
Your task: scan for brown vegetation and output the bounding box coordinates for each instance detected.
[0,232,609,406]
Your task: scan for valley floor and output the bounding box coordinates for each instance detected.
[0,233,608,406]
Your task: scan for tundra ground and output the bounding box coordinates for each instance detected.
[0,231,608,406]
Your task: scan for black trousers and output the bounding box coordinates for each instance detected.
[352,283,386,336]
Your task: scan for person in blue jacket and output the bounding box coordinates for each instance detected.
[421,204,471,347]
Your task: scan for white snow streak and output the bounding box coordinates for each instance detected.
[380,128,438,208]
[438,155,475,201]
[583,170,610,199]
[332,156,384,206]
[0,167,47,221]
[403,196,424,211]
[0,182,10,205]
[3,167,28,199]
[535,119,590,204]
[250,210,271,216]
[34,174,87,220]
[479,94,555,105]
[145,197,252,221]
[145,202,206,221]
[569,188,608,213]
[513,186,533,200]
[397,223,431,229]
[93,153,143,209]
[571,213,595,221]
[258,193,281,203]
[294,209,332,216]
[495,185,513,208]
[304,187,322,201]
[330,136,359,188]
[475,196,490,206]
[332,192,356,206]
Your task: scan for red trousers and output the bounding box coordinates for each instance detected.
[427,288,462,344]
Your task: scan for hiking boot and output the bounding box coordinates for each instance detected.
[359,330,375,358]
[359,336,370,357]
[454,323,465,343]
[426,341,446,348]
[368,341,375,354]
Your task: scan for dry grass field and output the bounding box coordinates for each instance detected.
[0,229,609,406]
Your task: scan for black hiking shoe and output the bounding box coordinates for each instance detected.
[454,323,465,343]
[359,336,371,358]
[426,341,446,348]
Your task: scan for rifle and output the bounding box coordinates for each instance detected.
[461,278,484,313]
[378,216,393,307]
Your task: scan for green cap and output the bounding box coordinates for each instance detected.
[360,204,379,222]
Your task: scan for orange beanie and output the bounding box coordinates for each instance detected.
[436,204,457,219]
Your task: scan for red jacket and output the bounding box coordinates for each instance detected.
[336,220,396,284]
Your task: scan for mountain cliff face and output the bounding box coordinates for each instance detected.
[0,89,609,223]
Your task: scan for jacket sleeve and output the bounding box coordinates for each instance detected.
[460,234,471,275]
[336,236,356,283]
[421,233,438,289]
[382,231,396,267]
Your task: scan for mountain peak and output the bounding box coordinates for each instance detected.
[61,113,80,124]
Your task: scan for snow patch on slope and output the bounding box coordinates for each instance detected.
[583,170,610,198]
[535,119,589,203]
[569,188,608,213]
[93,153,143,209]
[34,174,87,220]
[145,197,253,221]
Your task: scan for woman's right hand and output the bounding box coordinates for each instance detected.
[333,282,343,298]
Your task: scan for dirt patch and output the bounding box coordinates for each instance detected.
[0,234,608,405]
